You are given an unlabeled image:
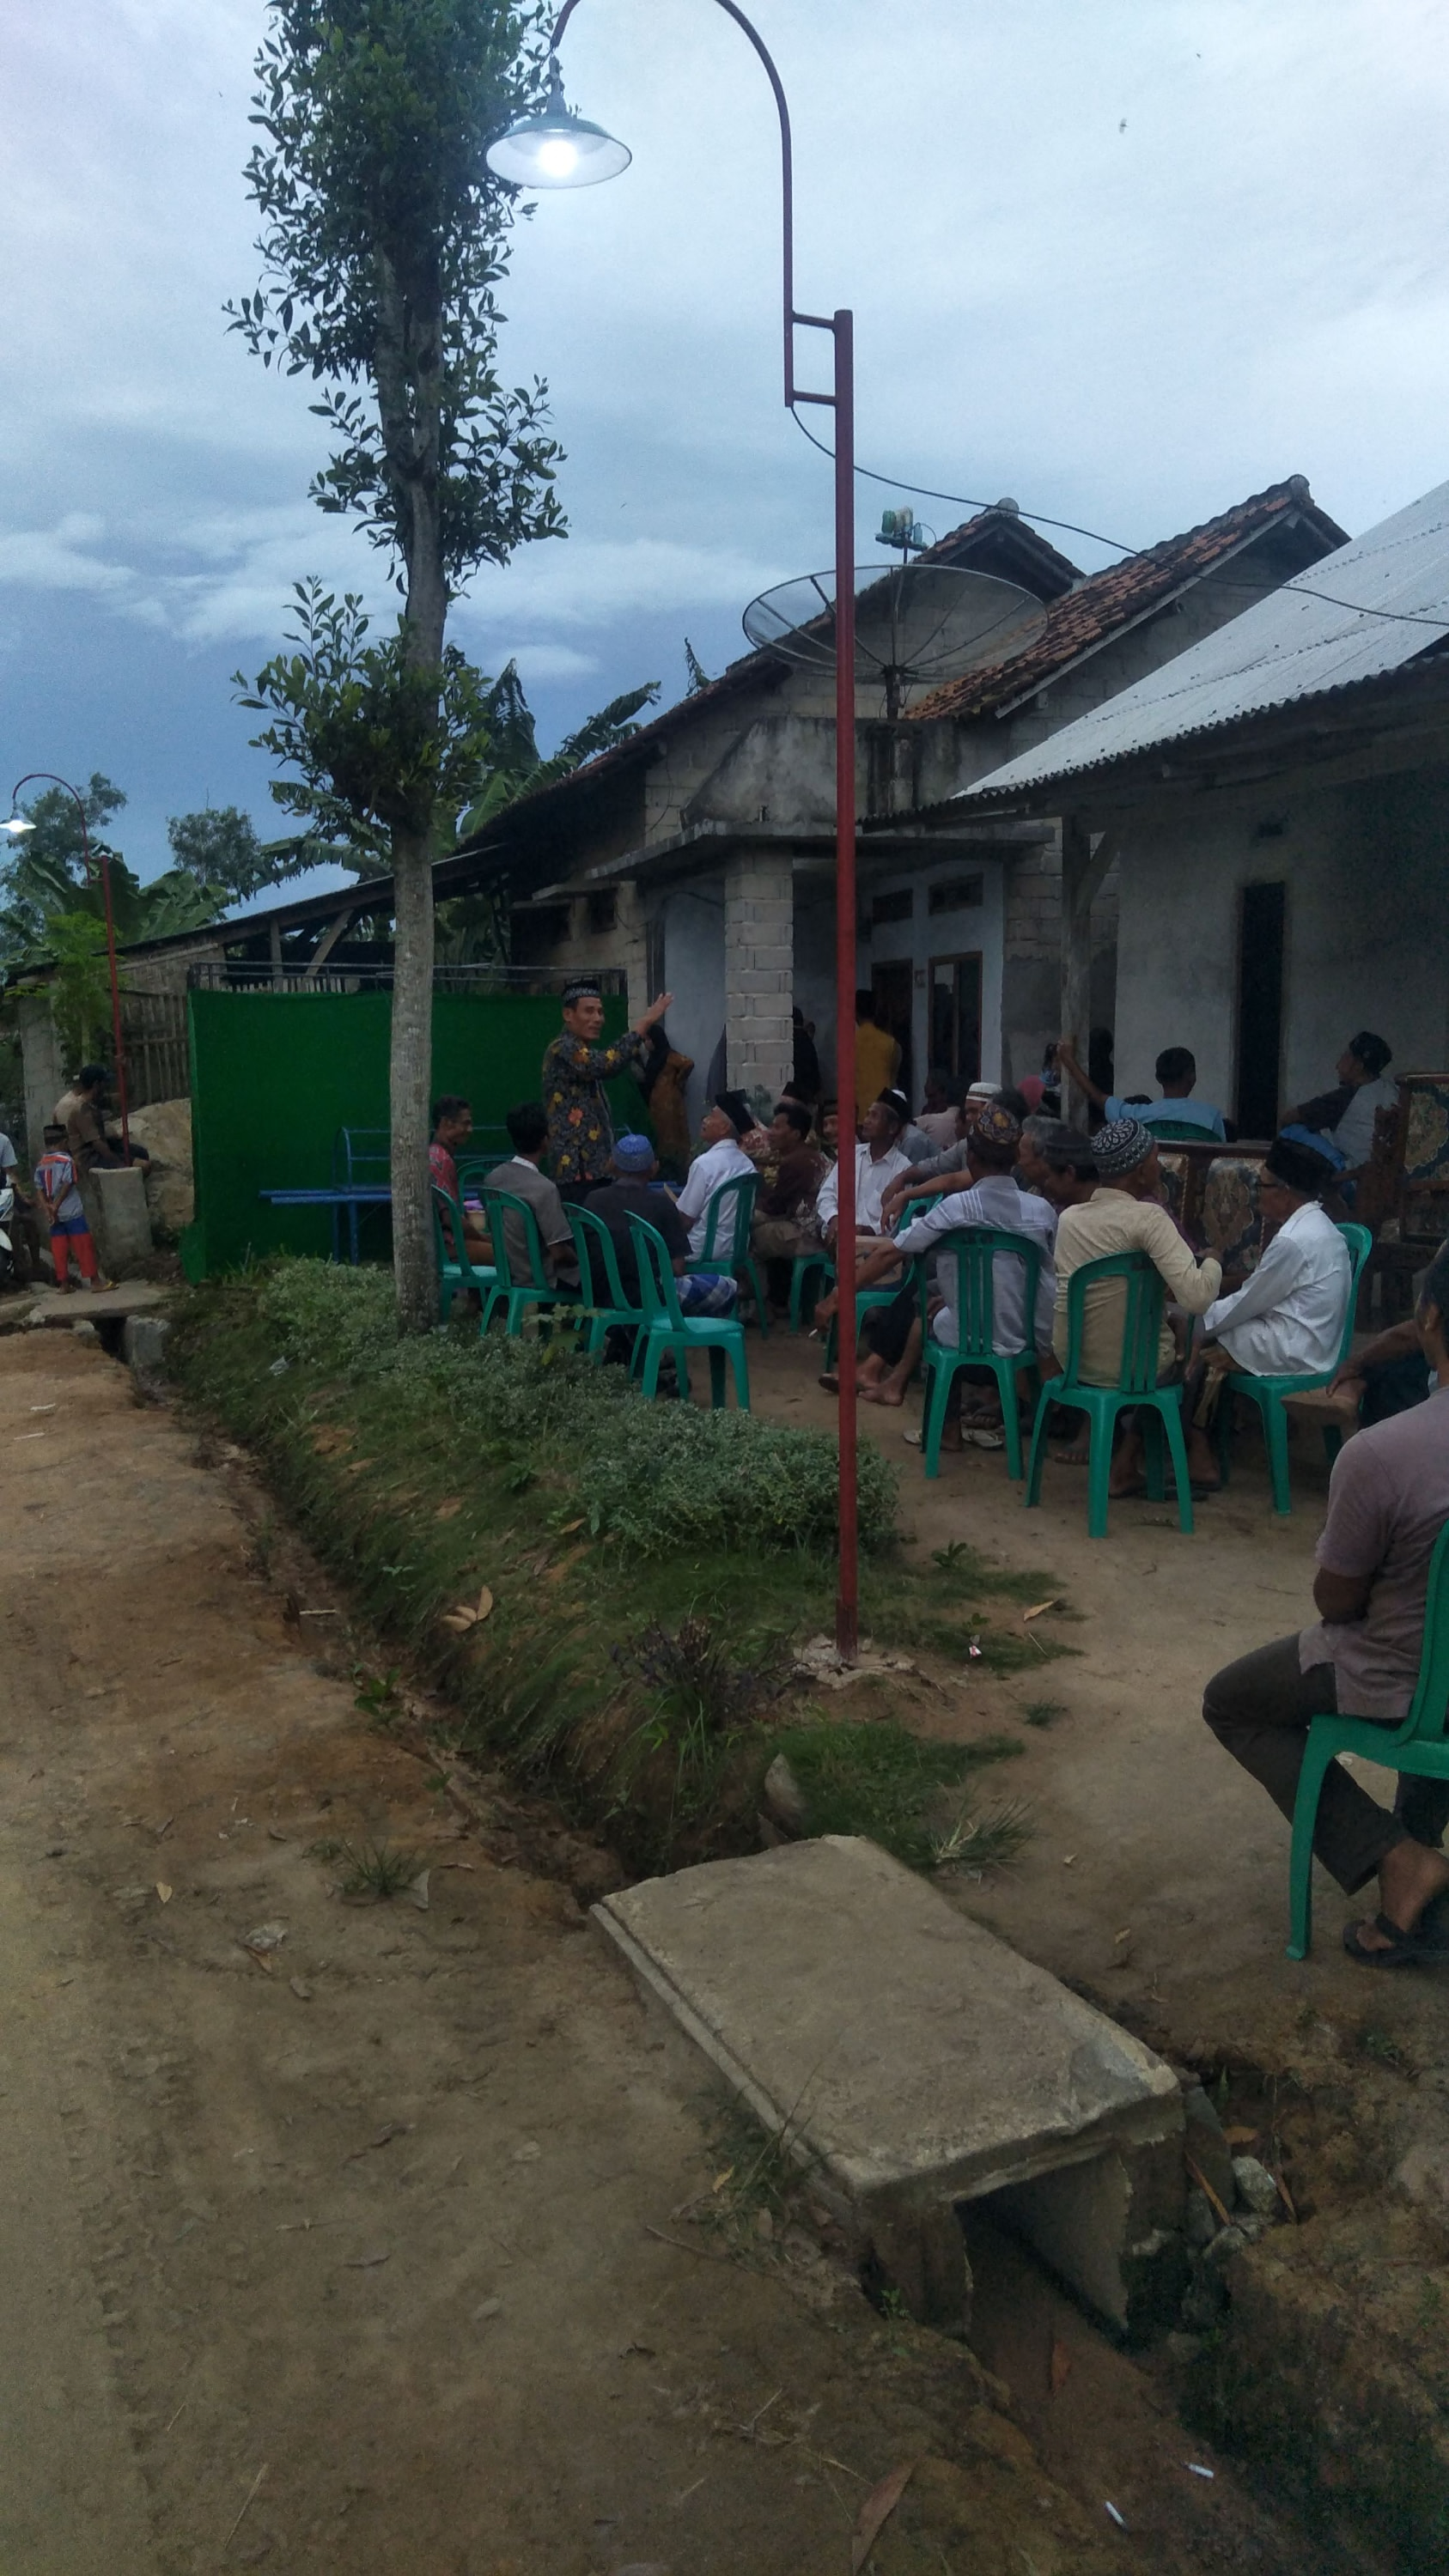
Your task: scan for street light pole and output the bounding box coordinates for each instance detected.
[490,3,861,1657]
[8,772,131,1157]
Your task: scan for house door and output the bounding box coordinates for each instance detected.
[872,958,915,1103]
[1235,883,1286,1137]
[929,952,983,1091]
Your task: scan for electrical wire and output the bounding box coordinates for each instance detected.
[788,404,1139,556]
[788,404,1449,634]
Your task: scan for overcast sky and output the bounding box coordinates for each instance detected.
[3,0,1448,893]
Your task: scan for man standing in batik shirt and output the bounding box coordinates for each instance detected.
[542,977,673,1196]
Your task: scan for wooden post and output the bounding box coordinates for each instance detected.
[1060,817,1114,1127]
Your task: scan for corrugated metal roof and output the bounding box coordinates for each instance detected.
[955,478,1449,800]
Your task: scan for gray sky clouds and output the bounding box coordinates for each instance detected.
[3,0,1448,886]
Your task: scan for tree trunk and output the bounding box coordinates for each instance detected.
[390,823,437,1335]
[378,246,447,1335]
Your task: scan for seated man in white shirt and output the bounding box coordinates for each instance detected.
[819,1103,1055,1431]
[670,1091,764,1309]
[816,1092,913,1249]
[1192,1133,1351,1413]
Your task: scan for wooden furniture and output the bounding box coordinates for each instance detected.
[1359,1074,1449,1318]
[1154,1139,1269,1279]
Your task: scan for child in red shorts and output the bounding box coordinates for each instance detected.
[34,1124,109,1291]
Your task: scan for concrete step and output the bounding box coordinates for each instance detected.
[4,1282,169,1333]
[595,1836,1185,2338]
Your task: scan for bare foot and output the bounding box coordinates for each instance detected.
[1050,1434,1090,1466]
[861,1379,909,1408]
[1352,1837,1449,1951]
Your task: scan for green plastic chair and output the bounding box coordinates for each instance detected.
[430,1182,496,1323]
[1215,1221,1373,1515]
[696,1171,770,1334]
[565,1202,644,1358]
[1288,1520,1449,1959]
[921,1225,1046,1481]
[823,1197,934,1370]
[789,1249,835,1331]
[478,1186,578,1338]
[1025,1250,1193,1540]
[626,1213,750,1409]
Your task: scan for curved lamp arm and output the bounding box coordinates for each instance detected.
[550,0,836,412]
[539,0,860,1660]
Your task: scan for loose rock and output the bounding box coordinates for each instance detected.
[761,1755,807,1835]
[1184,2187,1218,2250]
[1182,2082,1235,2209]
[1232,2154,1282,2220]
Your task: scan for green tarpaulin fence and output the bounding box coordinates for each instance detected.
[180,985,642,1279]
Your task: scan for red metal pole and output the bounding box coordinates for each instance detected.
[832,310,858,1662]
[545,0,861,1656]
[89,824,131,1160]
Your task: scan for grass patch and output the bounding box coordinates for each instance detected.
[768,1718,1026,1873]
[336,1837,423,1899]
[1024,1698,1066,1729]
[169,1261,1067,1874]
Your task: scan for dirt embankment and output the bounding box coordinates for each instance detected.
[1,1322,1289,2576]
[9,1292,1445,2571]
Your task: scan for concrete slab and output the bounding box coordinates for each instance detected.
[595,1837,1185,2336]
[6,1282,168,1334]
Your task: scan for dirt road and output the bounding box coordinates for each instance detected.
[0,1325,1385,2574]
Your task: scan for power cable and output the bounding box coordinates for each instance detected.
[788,405,1449,634]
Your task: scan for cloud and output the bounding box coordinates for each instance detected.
[8,0,1449,838]
[0,514,132,595]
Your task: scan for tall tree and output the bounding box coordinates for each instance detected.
[167,805,319,907]
[0,775,231,975]
[228,0,566,1331]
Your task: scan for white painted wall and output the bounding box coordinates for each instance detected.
[855,856,1005,1098]
[654,876,726,1134]
[1113,763,1449,1123]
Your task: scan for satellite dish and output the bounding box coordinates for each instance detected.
[742,563,1049,720]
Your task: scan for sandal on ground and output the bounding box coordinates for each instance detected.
[1342,1913,1431,1968]
[817,1372,839,1394]
[902,1429,923,1449]
[965,1426,1006,1450]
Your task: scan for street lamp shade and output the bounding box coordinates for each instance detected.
[486,65,630,188]
[3,815,34,838]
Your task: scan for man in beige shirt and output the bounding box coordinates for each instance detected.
[1051,1116,1222,1493]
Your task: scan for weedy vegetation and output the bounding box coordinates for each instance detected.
[172,1261,1065,1874]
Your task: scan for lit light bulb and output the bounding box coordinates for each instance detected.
[536,136,580,179]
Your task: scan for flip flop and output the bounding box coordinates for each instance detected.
[1342,1912,1431,1968]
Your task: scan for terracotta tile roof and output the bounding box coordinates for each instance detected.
[906,477,1349,725]
[914,504,1081,596]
